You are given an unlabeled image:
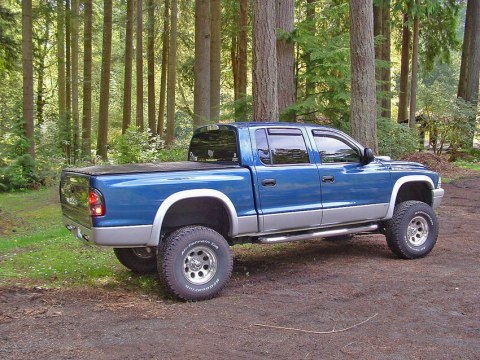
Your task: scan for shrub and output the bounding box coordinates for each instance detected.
[377,119,419,159]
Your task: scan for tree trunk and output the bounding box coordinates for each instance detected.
[210,0,221,123]
[71,0,80,162]
[465,0,480,104]
[397,9,410,124]
[253,0,278,122]
[194,0,210,127]
[349,0,377,152]
[157,0,169,138]
[136,0,144,131]
[96,0,113,160]
[409,0,419,129]
[65,0,72,161]
[235,0,248,121]
[166,0,178,145]
[458,0,473,99]
[57,0,67,159]
[373,1,382,117]
[82,0,93,160]
[381,0,391,119]
[22,0,35,160]
[304,0,315,121]
[35,22,49,127]
[276,0,295,121]
[231,34,239,103]
[147,0,156,135]
[122,0,134,134]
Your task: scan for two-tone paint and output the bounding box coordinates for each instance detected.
[61,122,444,247]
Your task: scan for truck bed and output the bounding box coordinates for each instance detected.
[64,161,240,176]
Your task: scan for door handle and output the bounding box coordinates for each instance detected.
[322,175,335,183]
[261,178,276,186]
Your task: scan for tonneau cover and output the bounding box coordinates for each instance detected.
[64,161,240,176]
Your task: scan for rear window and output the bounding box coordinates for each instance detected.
[189,127,239,163]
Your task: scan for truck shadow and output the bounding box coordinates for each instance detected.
[231,234,393,278]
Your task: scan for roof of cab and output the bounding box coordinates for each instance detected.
[198,122,333,130]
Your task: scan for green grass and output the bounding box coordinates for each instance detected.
[0,187,162,295]
[454,160,480,171]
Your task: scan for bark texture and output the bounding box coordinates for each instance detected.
[194,0,211,127]
[147,0,156,134]
[22,0,35,159]
[304,0,316,121]
[397,10,410,123]
[458,0,473,99]
[276,0,295,121]
[253,0,278,122]
[82,0,93,159]
[381,0,391,119]
[122,0,134,134]
[464,0,480,104]
[349,0,377,152]
[157,0,169,137]
[96,0,113,160]
[232,0,248,121]
[210,0,221,122]
[409,1,419,128]
[57,0,67,157]
[136,0,144,131]
[166,0,177,145]
[71,0,80,160]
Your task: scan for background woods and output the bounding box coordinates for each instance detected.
[0,0,478,190]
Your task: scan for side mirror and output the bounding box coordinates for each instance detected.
[362,148,375,165]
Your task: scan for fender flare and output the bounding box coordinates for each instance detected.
[146,189,239,246]
[384,175,434,220]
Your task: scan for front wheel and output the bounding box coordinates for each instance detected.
[385,201,439,259]
[158,226,233,301]
[113,247,157,274]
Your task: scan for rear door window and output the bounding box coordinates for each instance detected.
[255,128,310,165]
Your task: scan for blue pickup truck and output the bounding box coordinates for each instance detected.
[60,122,444,300]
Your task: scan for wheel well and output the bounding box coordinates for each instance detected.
[395,182,432,206]
[161,197,231,242]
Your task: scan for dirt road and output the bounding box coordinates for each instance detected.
[1,176,479,359]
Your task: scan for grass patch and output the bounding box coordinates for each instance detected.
[454,160,480,171]
[0,187,162,295]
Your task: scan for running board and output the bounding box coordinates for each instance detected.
[257,224,379,244]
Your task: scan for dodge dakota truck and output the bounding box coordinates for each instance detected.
[60,122,444,301]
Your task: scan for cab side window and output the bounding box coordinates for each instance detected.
[314,135,360,164]
[255,128,310,165]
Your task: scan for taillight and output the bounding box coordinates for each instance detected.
[88,189,105,216]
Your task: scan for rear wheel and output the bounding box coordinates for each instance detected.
[385,201,439,259]
[113,247,157,274]
[158,226,233,301]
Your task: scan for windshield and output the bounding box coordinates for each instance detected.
[189,127,239,164]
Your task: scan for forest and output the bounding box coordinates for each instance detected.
[0,0,479,191]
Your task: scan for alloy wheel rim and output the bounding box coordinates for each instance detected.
[407,216,429,247]
[183,246,217,285]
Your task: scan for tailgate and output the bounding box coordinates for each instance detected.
[60,171,92,228]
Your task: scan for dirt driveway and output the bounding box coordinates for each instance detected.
[1,176,479,359]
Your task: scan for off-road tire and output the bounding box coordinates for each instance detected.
[385,201,439,259]
[158,226,233,301]
[113,247,157,274]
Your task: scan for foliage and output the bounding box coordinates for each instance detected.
[109,126,188,164]
[419,0,461,71]
[0,4,19,73]
[418,81,477,156]
[291,1,351,129]
[0,114,38,191]
[377,119,419,158]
